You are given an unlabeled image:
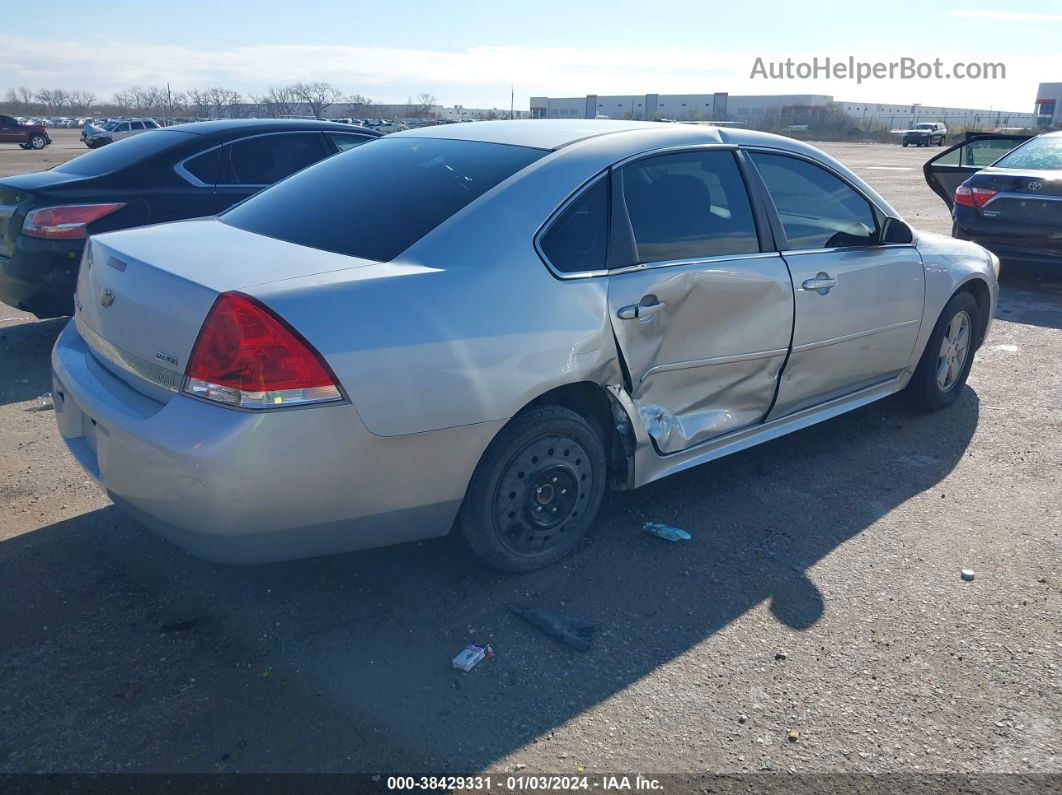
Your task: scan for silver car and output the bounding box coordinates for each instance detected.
[51,120,998,571]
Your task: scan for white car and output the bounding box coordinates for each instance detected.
[84,118,161,148]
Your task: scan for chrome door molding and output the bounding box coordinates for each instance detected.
[640,345,791,381]
[789,318,921,354]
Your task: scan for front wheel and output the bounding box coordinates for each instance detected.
[457,405,607,572]
[905,290,979,409]
[902,142,908,147]
[29,134,47,150]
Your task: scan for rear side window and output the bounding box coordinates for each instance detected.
[52,130,195,176]
[539,176,609,273]
[222,137,545,262]
[993,135,1062,170]
[181,147,221,185]
[751,153,877,250]
[219,133,328,185]
[620,150,759,263]
[328,133,374,152]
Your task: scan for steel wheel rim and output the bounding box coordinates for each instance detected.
[493,435,592,555]
[936,310,971,391]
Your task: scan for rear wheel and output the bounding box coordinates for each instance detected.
[29,134,47,150]
[905,290,979,409]
[457,406,607,572]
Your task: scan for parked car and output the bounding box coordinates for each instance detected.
[924,131,1061,266]
[82,118,163,148]
[903,122,947,147]
[50,120,998,571]
[0,119,380,317]
[0,115,52,149]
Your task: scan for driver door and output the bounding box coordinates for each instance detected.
[748,151,926,418]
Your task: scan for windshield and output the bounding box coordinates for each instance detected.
[914,124,934,130]
[993,135,1062,171]
[221,136,546,262]
[53,129,194,176]
[101,121,120,131]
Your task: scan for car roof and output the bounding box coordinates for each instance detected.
[164,119,382,136]
[391,118,826,153]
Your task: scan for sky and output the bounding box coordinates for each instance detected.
[2,0,1061,111]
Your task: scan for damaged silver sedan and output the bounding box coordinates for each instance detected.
[52,120,998,571]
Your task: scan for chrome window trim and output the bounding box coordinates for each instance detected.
[781,242,916,257]
[609,251,786,277]
[533,170,611,280]
[173,130,373,189]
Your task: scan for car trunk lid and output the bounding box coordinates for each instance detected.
[971,168,1062,227]
[74,217,376,400]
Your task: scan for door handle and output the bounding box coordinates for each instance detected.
[801,273,837,295]
[617,295,666,320]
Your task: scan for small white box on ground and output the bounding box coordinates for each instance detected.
[452,644,488,672]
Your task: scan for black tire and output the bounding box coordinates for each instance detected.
[29,134,47,150]
[902,142,908,147]
[457,405,607,572]
[905,290,979,410]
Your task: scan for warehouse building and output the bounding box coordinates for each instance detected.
[530,92,1043,129]
[1035,82,1062,127]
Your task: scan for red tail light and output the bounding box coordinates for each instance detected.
[22,203,125,239]
[183,292,342,409]
[954,185,998,209]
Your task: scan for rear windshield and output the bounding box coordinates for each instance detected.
[993,135,1062,171]
[53,130,194,176]
[221,137,546,262]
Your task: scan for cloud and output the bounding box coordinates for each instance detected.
[945,10,1062,22]
[1,33,1056,112]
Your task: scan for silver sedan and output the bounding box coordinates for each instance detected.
[51,120,998,570]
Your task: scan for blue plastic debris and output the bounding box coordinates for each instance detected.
[643,522,692,542]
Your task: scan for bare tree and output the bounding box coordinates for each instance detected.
[204,87,243,118]
[186,89,212,119]
[417,92,437,116]
[69,90,97,113]
[251,85,298,118]
[36,88,71,113]
[16,87,36,109]
[291,81,343,118]
[347,93,373,117]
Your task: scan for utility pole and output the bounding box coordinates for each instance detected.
[510,85,514,120]
[166,82,172,125]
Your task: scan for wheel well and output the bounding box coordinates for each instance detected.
[959,278,992,348]
[522,382,634,487]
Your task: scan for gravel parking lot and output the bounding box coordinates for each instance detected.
[0,134,1059,776]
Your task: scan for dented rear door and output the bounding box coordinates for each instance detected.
[606,149,793,455]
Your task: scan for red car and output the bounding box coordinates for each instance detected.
[0,115,52,150]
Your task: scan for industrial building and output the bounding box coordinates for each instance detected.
[530,92,1046,129]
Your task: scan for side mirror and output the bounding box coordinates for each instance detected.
[881,217,914,245]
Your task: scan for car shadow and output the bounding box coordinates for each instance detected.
[0,388,979,772]
[997,261,1062,331]
[0,316,65,407]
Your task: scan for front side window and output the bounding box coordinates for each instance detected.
[222,137,545,261]
[218,133,327,185]
[539,176,608,274]
[619,150,760,263]
[751,152,877,250]
[0,116,16,126]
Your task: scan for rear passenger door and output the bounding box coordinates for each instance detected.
[213,132,331,211]
[923,134,1030,209]
[601,148,795,454]
[748,151,925,418]
[0,115,21,143]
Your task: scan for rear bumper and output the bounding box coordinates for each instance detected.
[953,216,1062,266]
[0,236,82,317]
[51,321,502,564]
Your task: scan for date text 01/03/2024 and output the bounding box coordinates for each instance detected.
[385,774,664,790]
